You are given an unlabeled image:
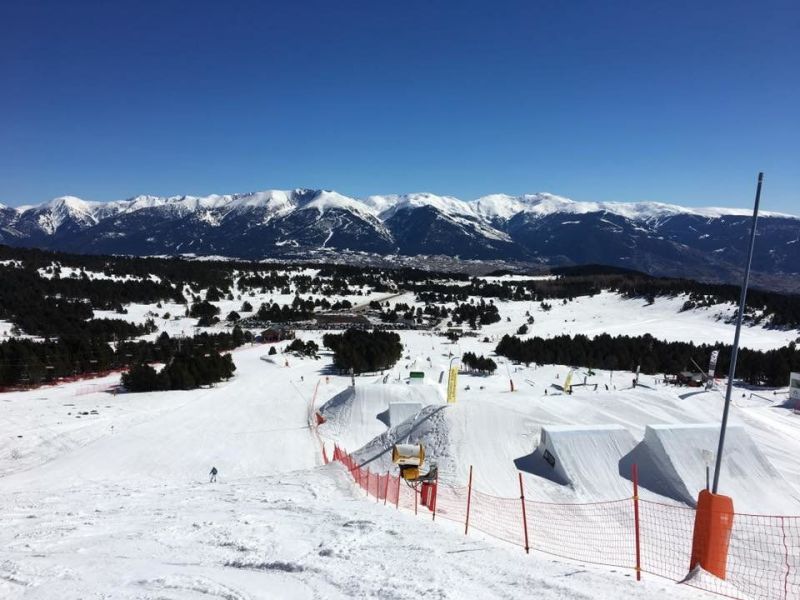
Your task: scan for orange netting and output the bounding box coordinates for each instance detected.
[331,444,800,600]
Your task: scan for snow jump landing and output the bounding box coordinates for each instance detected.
[515,424,637,500]
[620,423,800,513]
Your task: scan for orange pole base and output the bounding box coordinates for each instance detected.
[690,490,734,579]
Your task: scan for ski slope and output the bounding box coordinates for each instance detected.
[2,283,799,599]
[0,343,718,599]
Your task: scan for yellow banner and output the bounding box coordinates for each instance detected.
[447,367,458,403]
[564,370,573,394]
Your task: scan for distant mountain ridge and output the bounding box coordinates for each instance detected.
[1,189,798,285]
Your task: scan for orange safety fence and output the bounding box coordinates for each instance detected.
[330,444,800,600]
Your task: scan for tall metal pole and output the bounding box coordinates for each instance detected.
[711,172,763,494]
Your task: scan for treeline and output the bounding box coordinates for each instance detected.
[0,244,245,292]
[451,300,501,328]
[3,244,799,333]
[121,349,235,392]
[0,328,251,387]
[0,265,178,338]
[255,299,315,322]
[495,334,800,387]
[461,352,497,374]
[376,299,500,329]
[411,271,800,329]
[323,329,403,374]
[286,338,319,357]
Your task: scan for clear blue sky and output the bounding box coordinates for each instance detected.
[1,0,798,212]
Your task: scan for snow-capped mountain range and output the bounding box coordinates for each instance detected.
[1,189,798,283]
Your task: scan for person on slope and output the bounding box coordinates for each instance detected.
[209,466,218,483]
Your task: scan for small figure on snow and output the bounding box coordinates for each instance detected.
[209,466,218,483]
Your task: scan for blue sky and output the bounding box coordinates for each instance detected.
[1,0,798,212]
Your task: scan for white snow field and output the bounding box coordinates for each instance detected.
[627,423,800,514]
[479,290,799,351]
[2,275,800,600]
[317,383,443,452]
[0,343,716,600]
[319,354,800,513]
[519,424,638,500]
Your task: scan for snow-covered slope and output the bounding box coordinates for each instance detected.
[627,423,800,513]
[1,312,797,598]
[318,383,443,452]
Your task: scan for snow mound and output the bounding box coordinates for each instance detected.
[318,383,443,452]
[388,402,424,427]
[351,404,451,477]
[348,400,541,496]
[515,425,637,500]
[624,424,800,513]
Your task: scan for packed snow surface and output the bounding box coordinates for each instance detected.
[0,343,719,599]
[318,383,443,452]
[517,424,637,499]
[2,270,799,599]
[629,424,800,513]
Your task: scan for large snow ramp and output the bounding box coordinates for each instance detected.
[629,423,800,513]
[318,383,442,451]
[516,425,637,500]
[351,404,452,477]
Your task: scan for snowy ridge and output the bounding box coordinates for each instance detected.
[4,188,798,284]
[9,188,797,236]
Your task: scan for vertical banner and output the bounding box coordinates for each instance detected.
[706,350,719,389]
[563,370,573,394]
[447,367,458,403]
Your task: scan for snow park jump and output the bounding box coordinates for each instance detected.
[317,377,800,600]
[514,424,637,499]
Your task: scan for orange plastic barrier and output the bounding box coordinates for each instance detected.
[690,490,734,579]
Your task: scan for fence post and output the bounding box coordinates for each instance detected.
[464,465,473,536]
[376,474,380,503]
[432,471,439,521]
[519,472,530,554]
[782,516,790,600]
[414,483,418,515]
[632,463,642,581]
[384,472,390,506]
[395,475,400,510]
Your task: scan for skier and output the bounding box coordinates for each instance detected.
[209,466,218,483]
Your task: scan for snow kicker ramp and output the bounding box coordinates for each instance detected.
[351,404,452,477]
[515,425,637,500]
[625,424,800,513]
[318,383,443,451]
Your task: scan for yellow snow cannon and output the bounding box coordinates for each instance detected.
[392,443,425,481]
